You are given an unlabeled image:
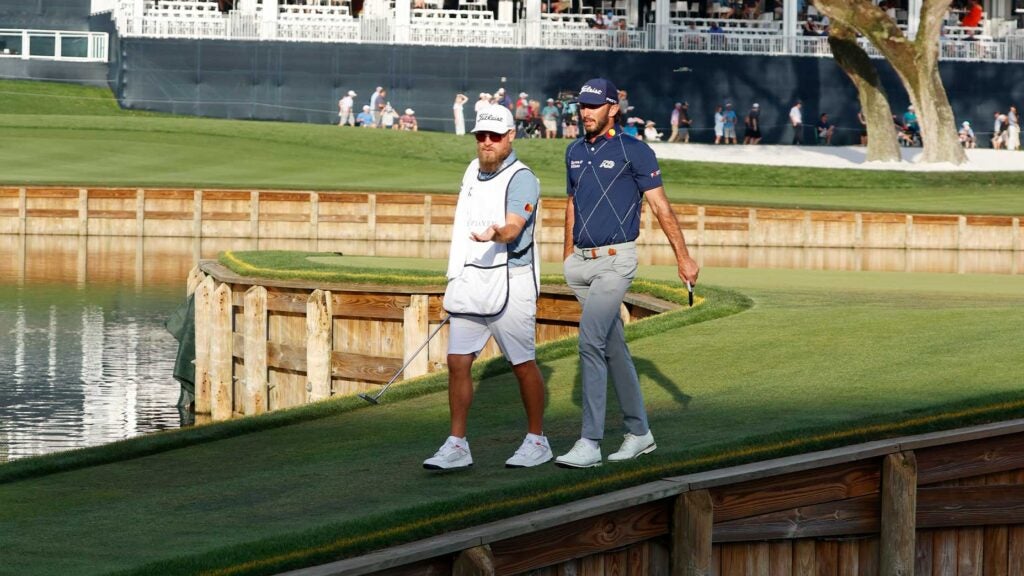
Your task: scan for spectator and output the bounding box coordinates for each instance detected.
[380,102,399,130]
[1008,105,1020,151]
[644,120,663,141]
[514,92,530,135]
[959,121,976,148]
[475,92,491,116]
[453,93,469,136]
[894,114,914,146]
[992,111,1008,149]
[375,89,389,124]
[903,104,919,136]
[713,105,725,144]
[802,16,822,36]
[528,99,543,136]
[542,98,560,139]
[338,90,356,127]
[789,100,804,145]
[668,102,684,143]
[857,108,867,146]
[744,102,762,144]
[618,90,633,115]
[961,0,982,27]
[742,0,760,19]
[400,108,418,131]
[722,102,739,144]
[562,98,579,139]
[496,87,512,110]
[369,87,384,124]
[623,117,642,139]
[356,105,375,127]
[816,113,835,145]
[590,12,607,28]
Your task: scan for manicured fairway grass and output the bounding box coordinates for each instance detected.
[3,80,1024,215]
[1,256,1022,576]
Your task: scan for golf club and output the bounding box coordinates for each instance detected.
[358,314,451,405]
[686,281,694,307]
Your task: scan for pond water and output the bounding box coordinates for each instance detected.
[0,234,1019,462]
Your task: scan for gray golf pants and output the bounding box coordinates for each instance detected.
[564,245,649,441]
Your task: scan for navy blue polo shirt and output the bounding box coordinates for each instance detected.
[565,127,664,248]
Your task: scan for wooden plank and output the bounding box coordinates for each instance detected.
[89,210,136,220]
[767,541,792,576]
[260,213,309,222]
[580,554,604,576]
[711,460,880,523]
[719,543,745,576]
[965,215,1014,227]
[333,294,414,320]
[860,212,906,224]
[880,452,916,576]
[672,490,712,576]
[704,206,748,218]
[318,192,369,203]
[703,222,749,232]
[649,538,671,576]
[605,549,627,576]
[377,215,425,225]
[758,208,806,220]
[958,527,984,576]
[144,189,194,200]
[837,540,858,576]
[913,215,959,225]
[376,193,432,204]
[983,526,1008,576]
[319,214,369,224]
[403,295,429,379]
[432,216,455,225]
[186,266,204,297]
[25,187,78,198]
[144,210,192,220]
[751,542,770,576]
[375,557,451,575]
[243,286,268,415]
[260,191,310,202]
[932,529,957,576]
[810,212,858,223]
[1009,525,1024,576]
[332,350,404,383]
[203,190,251,201]
[626,541,647,576]
[87,188,140,199]
[537,296,583,323]
[210,283,234,421]
[794,540,816,576]
[917,486,1024,527]
[431,194,458,206]
[712,494,879,542]
[858,538,879,576]
[489,500,669,575]
[25,209,78,218]
[0,208,18,217]
[915,530,933,576]
[202,211,250,221]
[306,290,333,403]
[916,433,1024,485]
[815,540,837,576]
[0,187,20,197]
[193,276,215,414]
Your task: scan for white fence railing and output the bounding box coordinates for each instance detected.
[0,29,109,62]
[108,4,1024,64]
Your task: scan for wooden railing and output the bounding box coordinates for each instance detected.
[288,419,1024,575]
[190,260,674,421]
[2,187,1021,251]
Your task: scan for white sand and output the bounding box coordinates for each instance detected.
[648,143,1024,172]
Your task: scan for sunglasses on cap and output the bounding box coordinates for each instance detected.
[475,131,508,143]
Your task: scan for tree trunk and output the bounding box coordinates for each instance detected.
[815,0,967,164]
[827,23,901,162]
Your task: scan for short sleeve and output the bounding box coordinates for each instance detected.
[564,144,575,197]
[507,170,540,222]
[629,141,663,193]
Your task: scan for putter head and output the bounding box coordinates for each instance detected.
[358,393,379,405]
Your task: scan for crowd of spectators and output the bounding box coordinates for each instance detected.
[338,86,419,131]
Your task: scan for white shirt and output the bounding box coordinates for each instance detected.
[340,96,353,110]
[789,105,803,125]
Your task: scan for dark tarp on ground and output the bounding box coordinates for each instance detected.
[164,294,196,410]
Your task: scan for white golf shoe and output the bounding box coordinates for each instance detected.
[554,439,603,469]
[423,436,473,470]
[608,431,657,462]
[505,435,553,468]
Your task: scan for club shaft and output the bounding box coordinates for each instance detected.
[370,314,450,401]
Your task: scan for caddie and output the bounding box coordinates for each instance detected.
[423,104,551,471]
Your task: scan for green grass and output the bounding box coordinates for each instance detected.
[2,80,1024,215]
[1,255,1022,576]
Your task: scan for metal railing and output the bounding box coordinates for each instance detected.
[0,29,109,62]
[107,4,1024,63]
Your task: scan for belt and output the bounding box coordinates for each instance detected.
[573,241,635,260]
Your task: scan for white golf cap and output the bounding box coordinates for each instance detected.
[472,104,515,134]
[479,92,488,98]
[347,90,356,96]
[519,92,528,98]
[753,102,760,108]
[963,120,970,126]
[405,108,415,115]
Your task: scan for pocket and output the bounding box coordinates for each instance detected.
[611,252,637,280]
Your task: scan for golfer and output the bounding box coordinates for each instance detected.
[555,78,699,469]
[423,104,551,470]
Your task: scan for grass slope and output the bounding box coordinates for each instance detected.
[1,257,1022,576]
[2,80,1024,215]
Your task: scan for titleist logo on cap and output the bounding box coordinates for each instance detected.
[478,113,506,122]
[580,85,603,96]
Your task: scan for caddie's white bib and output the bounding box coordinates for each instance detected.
[444,158,533,317]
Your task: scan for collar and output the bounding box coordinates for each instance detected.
[587,125,620,144]
[478,150,518,179]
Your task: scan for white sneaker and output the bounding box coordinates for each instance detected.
[608,431,656,462]
[505,435,553,468]
[423,436,473,470]
[554,439,603,469]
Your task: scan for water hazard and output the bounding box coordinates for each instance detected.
[0,235,1019,462]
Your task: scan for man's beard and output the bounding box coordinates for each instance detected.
[478,149,507,173]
